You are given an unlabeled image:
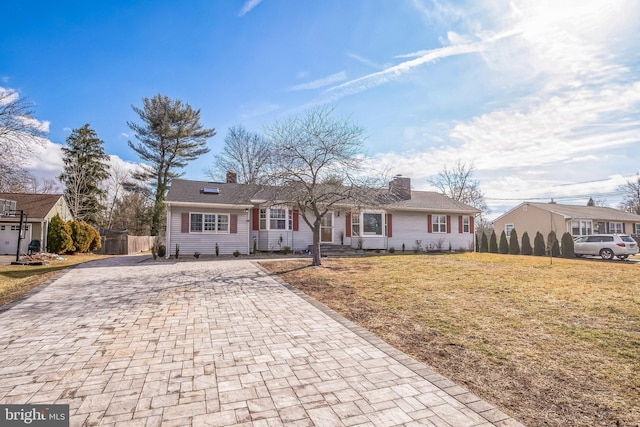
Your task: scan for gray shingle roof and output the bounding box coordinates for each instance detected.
[527,202,640,221]
[0,193,65,219]
[165,179,481,214]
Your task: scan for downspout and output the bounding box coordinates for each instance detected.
[165,203,171,258]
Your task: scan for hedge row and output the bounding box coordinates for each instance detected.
[47,214,102,254]
[477,229,575,258]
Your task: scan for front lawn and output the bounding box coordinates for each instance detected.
[261,253,639,427]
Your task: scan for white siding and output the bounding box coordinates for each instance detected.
[388,212,475,252]
[169,207,249,255]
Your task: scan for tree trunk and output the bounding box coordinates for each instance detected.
[312,221,322,266]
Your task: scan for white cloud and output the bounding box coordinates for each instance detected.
[238,0,262,17]
[288,72,347,91]
[325,42,487,100]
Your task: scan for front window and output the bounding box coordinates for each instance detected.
[351,213,360,236]
[462,216,470,233]
[505,223,514,237]
[571,220,592,236]
[259,208,291,230]
[190,213,230,233]
[204,214,216,231]
[635,223,640,235]
[433,215,447,233]
[363,213,382,235]
[609,222,623,234]
[270,208,287,230]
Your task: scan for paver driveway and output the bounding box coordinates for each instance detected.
[0,256,524,426]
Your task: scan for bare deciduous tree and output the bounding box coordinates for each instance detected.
[429,160,488,212]
[618,172,640,215]
[0,88,48,190]
[265,106,379,266]
[204,125,269,184]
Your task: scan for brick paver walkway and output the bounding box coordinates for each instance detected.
[0,256,524,426]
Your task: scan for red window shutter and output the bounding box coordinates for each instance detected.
[345,212,351,237]
[446,215,451,233]
[252,209,259,230]
[230,214,237,234]
[470,216,475,234]
[181,212,189,233]
[293,210,299,231]
[427,214,432,233]
[458,216,463,234]
[387,213,393,237]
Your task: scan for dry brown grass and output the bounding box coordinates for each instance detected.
[261,253,640,427]
[0,254,112,307]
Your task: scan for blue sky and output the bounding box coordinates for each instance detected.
[2,0,640,218]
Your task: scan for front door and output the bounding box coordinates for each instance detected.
[321,213,333,243]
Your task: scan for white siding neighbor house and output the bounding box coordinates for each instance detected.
[164,176,482,256]
[0,193,73,255]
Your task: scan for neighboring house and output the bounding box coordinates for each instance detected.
[492,201,640,241]
[164,176,482,256]
[0,193,73,255]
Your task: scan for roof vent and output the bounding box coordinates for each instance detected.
[201,187,220,194]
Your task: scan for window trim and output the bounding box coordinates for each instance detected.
[259,207,292,231]
[432,215,447,234]
[505,223,514,237]
[462,216,470,233]
[609,222,623,234]
[189,212,231,234]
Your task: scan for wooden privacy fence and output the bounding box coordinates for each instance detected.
[97,234,155,255]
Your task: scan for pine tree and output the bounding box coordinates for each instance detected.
[128,94,216,235]
[59,124,110,225]
[533,232,546,256]
[509,229,520,254]
[561,232,575,258]
[499,231,509,254]
[489,230,498,253]
[521,231,533,255]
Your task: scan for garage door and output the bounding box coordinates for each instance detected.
[0,224,31,255]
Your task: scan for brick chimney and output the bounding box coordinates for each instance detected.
[226,170,238,184]
[389,176,411,200]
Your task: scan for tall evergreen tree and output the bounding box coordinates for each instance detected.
[509,229,520,254]
[560,232,575,258]
[521,231,533,255]
[128,94,216,235]
[499,230,509,254]
[480,232,489,252]
[533,232,546,256]
[489,230,498,253]
[59,124,110,224]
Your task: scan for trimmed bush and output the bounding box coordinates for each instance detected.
[499,231,509,254]
[489,230,498,253]
[521,232,533,255]
[480,233,489,253]
[548,231,560,257]
[533,232,546,256]
[47,214,73,254]
[561,232,575,258]
[70,220,94,253]
[89,225,101,252]
[509,229,520,255]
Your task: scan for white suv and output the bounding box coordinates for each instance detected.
[573,234,639,260]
